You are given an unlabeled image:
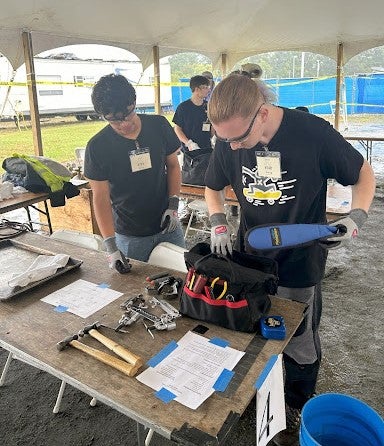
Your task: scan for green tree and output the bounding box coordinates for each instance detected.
[169,52,213,83]
[168,45,384,81]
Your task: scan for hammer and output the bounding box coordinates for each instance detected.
[56,334,141,377]
[78,322,143,368]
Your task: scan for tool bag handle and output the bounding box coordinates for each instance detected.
[193,252,237,283]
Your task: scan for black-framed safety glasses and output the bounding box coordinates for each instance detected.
[103,104,136,122]
[215,102,265,144]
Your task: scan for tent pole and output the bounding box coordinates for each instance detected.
[334,42,343,131]
[152,45,161,115]
[221,53,228,77]
[22,31,43,156]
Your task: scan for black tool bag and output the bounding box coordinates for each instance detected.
[180,243,278,332]
[181,148,213,186]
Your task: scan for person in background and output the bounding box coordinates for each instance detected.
[84,74,185,272]
[172,75,213,221]
[241,62,263,79]
[204,74,376,446]
[201,71,215,102]
[173,75,212,153]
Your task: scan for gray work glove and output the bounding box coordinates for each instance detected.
[323,208,368,249]
[161,196,180,234]
[186,139,201,151]
[210,213,232,256]
[104,236,131,274]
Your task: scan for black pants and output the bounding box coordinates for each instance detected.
[280,283,323,410]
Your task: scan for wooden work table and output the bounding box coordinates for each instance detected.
[180,183,238,205]
[0,191,53,233]
[0,233,305,445]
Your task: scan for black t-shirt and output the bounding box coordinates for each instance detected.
[84,114,181,236]
[172,99,212,151]
[205,108,364,287]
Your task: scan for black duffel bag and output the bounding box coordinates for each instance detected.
[180,243,278,332]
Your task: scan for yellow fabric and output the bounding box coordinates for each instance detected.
[15,154,70,192]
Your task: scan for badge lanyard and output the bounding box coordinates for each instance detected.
[129,140,152,173]
[256,146,282,179]
[202,103,211,132]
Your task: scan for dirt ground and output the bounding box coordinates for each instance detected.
[0,188,383,446]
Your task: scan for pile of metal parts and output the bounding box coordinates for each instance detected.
[115,293,181,338]
[145,271,183,297]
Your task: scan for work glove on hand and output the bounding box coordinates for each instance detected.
[322,208,368,249]
[161,195,180,234]
[186,139,201,151]
[210,213,233,256]
[104,236,131,274]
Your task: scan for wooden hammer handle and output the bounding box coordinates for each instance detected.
[70,340,141,377]
[89,329,143,368]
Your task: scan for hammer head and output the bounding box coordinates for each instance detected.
[78,321,100,337]
[56,334,79,351]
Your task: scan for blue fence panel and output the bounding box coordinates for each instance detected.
[359,74,384,113]
[171,75,384,114]
[171,78,191,110]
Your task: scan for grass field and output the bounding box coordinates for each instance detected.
[1,118,106,165]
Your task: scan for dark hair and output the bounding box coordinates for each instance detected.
[230,70,252,77]
[91,74,136,116]
[190,75,210,91]
[201,71,213,80]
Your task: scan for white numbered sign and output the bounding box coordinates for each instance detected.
[255,354,286,446]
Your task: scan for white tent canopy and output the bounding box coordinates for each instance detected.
[1,0,384,153]
[1,0,384,70]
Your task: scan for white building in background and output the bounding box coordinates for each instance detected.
[0,54,172,120]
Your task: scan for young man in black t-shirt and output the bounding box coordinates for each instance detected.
[84,74,185,270]
[172,75,213,221]
[205,74,376,446]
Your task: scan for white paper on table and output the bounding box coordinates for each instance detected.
[136,331,245,409]
[41,279,123,318]
[8,254,70,287]
[255,354,286,446]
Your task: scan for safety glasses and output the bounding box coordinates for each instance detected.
[215,102,265,144]
[103,104,136,122]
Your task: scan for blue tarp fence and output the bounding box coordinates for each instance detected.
[171,73,384,114]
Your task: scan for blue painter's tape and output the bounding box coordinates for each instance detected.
[147,340,178,368]
[255,354,278,390]
[213,368,234,391]
[155,387,176,403]
[209,337,230,348]
[97,283,110,289]
[54,305,68,313]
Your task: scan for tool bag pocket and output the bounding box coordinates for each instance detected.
[180,242,278,332]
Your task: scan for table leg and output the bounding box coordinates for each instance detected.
[367,141,373,165]
[24,206,34,231]
[136,422,146,446]
[357,139,372,164]
[28,201,53,234]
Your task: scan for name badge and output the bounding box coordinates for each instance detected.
[129,147,151,172]
[202,122,211,132]
[256,151,282,179]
